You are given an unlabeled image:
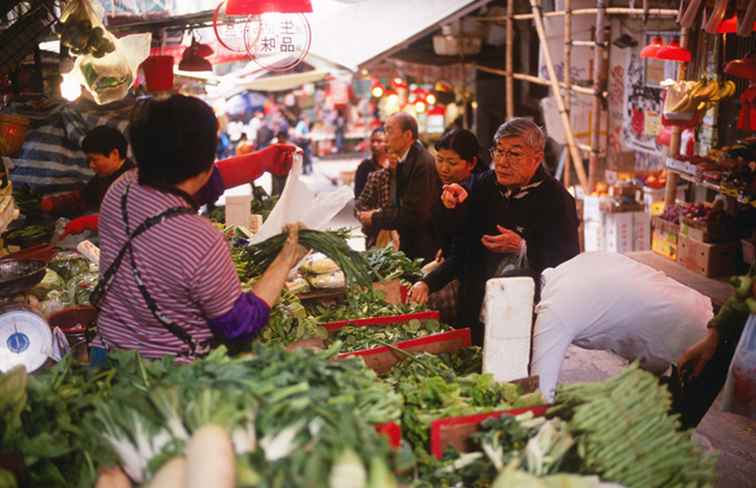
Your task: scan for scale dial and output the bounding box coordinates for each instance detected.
[0,309,52,373]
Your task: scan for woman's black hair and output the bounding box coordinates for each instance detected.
[129,95,218,187]
[370,126,385,138]
[81,125,128,159]
[434,128,480,164]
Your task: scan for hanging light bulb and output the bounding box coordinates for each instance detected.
[60,71,81,101]
[640,36,664,59]
[415,101,426,113]
[371,86,384,98]
[426,93,436,105]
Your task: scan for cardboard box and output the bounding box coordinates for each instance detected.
[679,218,736,243]
[677,235,738,278]
[652,230,678,260]
[583,221,606,252]
[652,216,680,238]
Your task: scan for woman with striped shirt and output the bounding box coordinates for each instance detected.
[92,95,306,360]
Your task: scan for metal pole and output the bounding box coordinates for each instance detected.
[529,0,589,190]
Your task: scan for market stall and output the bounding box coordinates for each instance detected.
[0,1,752,487]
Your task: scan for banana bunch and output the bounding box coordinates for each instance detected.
[665,78,737,114]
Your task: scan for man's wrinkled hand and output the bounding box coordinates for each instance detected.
[481,225,523,254]
[677,329,718,382]
[441,183,468,209]
[408,281,430,305]
[357,209,377,227]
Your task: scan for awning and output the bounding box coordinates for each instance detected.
[306,0,491,72]
[235,68,328,91]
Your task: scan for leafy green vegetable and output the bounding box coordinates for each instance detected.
[364,245,424,282]
[313,287,427,323]
[331,319,449,352]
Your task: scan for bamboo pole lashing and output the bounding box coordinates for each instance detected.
[505,0,514,119]
[563,0,572,187]
[588,1,607,193]
[664,29,690,207]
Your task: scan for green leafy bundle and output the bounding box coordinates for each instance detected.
[259,289,328,346]
[549,363,717,488]
[237,229,372,287]
[364,245,424,282]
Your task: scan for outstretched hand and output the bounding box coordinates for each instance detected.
[441,183,468,209]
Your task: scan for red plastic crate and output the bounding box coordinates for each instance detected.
[336,328,472,374]
[374,421,402,449]
[430,404,549,459]
[323,310,441,332]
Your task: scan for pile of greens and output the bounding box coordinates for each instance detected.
[331,319,450,353]
[364,245,424,282]
[0,345,404,487]
[31,252,99,313]
[382,352,544,465]
[313,287,427,323]
[236,229,372,287]
[257,288,328,346]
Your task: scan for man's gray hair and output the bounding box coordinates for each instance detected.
[493,118,545,151]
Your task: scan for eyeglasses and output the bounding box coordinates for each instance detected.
[489,147,530,160]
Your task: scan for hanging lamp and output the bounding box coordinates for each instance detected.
[178,36,214,72]
[724,53,756,81]
[640,36,664,59]
[225,0,312,16]
[656,39,691,63]
[717,16,756,33]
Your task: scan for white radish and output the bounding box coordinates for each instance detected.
[185,424,235,488]
[94,466,132,488]
[147,457,186,488]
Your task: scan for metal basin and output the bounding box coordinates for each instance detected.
[0,259,46,297]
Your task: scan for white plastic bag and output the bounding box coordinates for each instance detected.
[75,33,151,105]
[250,155,354,244]
[721,315,756,420]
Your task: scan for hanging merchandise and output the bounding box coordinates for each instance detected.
[704,0,729,34]
[65,0,150,104]
[736,84,756,131]
[725,53,756,81]
[661,78,736,127]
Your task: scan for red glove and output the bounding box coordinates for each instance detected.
[40,192,84,215]
[215,144,297,189]
[62,214,99,238]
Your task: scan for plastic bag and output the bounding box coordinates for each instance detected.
[721,315,756,420]
[299,253,340,275]
[250,155,354,244]
[74,32,151,105]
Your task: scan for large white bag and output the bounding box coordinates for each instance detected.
[721,315,756,420]
[250,155,354,244]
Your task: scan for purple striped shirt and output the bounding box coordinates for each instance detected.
[95,169,244,360]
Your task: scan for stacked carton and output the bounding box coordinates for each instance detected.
[582,196,651,253]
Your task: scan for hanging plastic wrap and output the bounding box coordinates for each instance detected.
[60,0,151,104]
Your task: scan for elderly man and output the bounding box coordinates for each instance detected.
[356,112,439,262]
[411,118,579,345]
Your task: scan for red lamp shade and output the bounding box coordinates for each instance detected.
[640,36,664,58]
[717,16,756,33]
[724,54,756,81]
[179,38,214,72]
[142,55,174,92]
[656,40,691,63]
[225,0,312,16]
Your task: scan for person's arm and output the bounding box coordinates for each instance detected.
[40,191,86,216]
[529,193,580,271]
[372,158,435,231]
[250,225,307,307]
[354,172,382,213]
[531,305,573,403]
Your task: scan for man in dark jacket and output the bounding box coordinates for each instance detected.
[414,118,580,345]
[356,112,439,262]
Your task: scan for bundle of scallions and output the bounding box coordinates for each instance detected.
[237,229,373,287]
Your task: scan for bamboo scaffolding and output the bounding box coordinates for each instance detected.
[571,40,594,47]
[506,0,514,119]
[479,7,678,22]
[664,29,690,207]
[528,0,589,190]
[588,1,608,192]
[474,65,600,96]
[563,0,572,186]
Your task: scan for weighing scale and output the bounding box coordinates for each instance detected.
[0,258,53,373]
